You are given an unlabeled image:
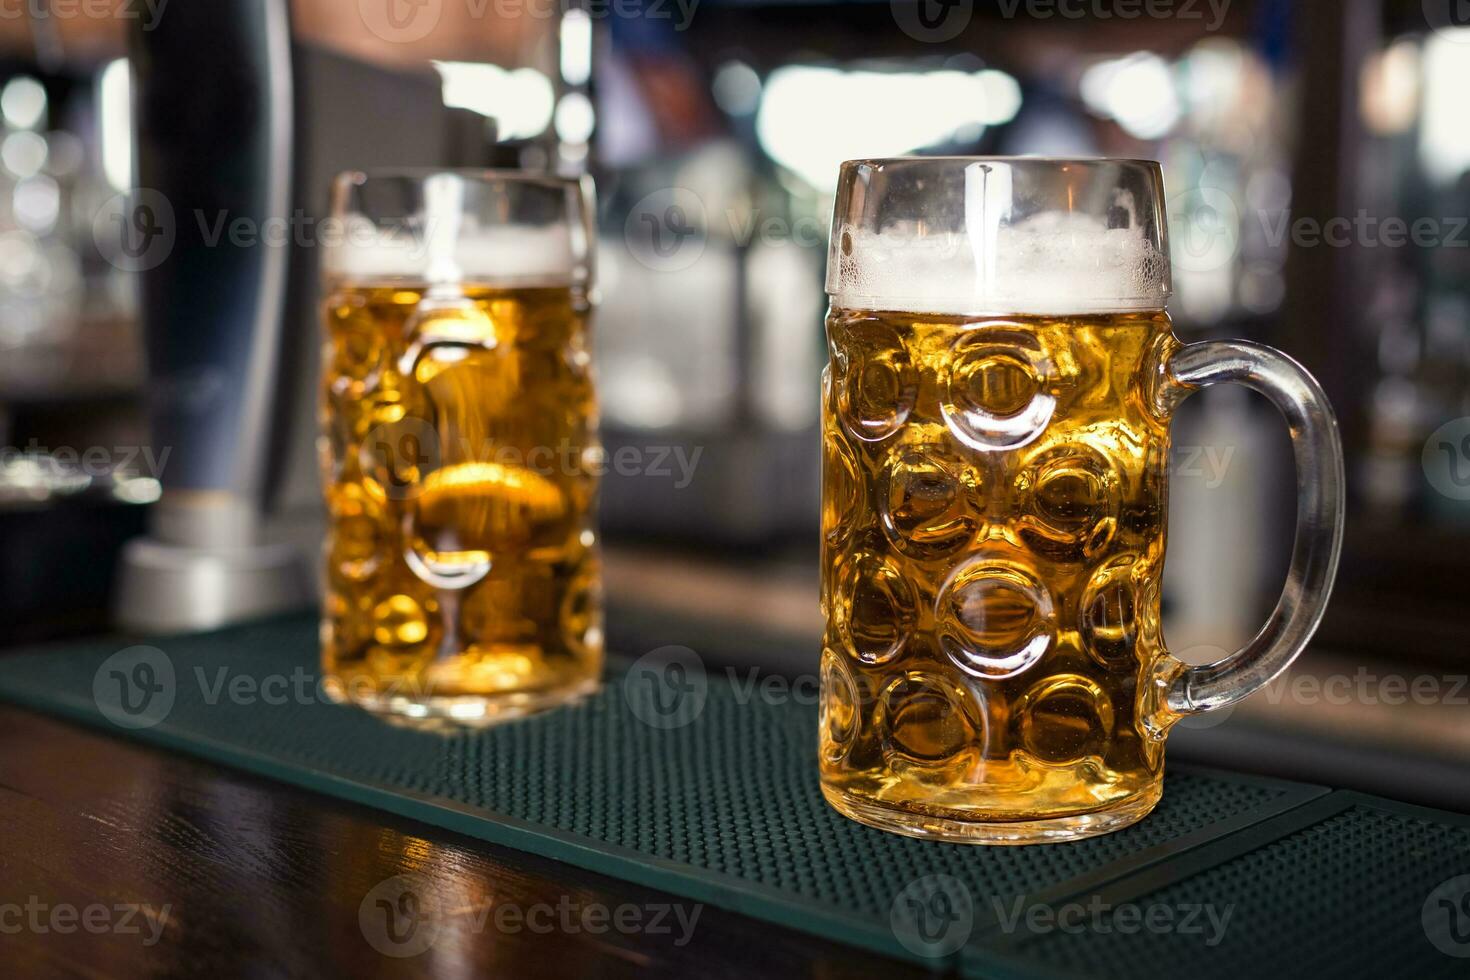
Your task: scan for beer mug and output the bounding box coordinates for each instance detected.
[818,159,1344,843]
[319,171,602,726]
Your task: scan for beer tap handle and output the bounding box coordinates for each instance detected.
[114,0,310,632]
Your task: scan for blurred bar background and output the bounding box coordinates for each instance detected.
[0,0,1467,805]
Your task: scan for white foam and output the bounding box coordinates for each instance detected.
[829,210,1170,315]
[322,217,582,286]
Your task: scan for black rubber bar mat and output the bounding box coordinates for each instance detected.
[963,791,1470,979]
[0,615,1334,970]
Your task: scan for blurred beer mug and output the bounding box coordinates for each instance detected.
[319,170,602,726]
[818,158,1344,842]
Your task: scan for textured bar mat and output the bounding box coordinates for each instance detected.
[0,615,1327,969]
[963,792,1470,979]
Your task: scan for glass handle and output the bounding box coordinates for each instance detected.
[1158,340,1346,716]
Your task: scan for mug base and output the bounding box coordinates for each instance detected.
[820,779,1163,845]
[323,676,600,732]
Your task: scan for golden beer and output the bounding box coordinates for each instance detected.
[820,308,1176,836]
[819,158,1344,844]
[320,282,602,722]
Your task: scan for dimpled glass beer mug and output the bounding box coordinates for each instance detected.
[818,158,1344,843]
[319,171,602,726]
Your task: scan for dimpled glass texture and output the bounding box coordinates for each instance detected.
[819,308,1181,843]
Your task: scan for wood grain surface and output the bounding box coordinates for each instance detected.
[0,705,922,979]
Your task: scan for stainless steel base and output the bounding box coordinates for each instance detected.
[115,537,311,634]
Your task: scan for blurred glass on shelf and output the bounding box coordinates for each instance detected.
[1355,24,1470,527]
[0,57,154,646]
[0,65,142,400]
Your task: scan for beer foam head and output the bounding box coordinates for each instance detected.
[323,218,583,286]
[829,209,1170,315]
